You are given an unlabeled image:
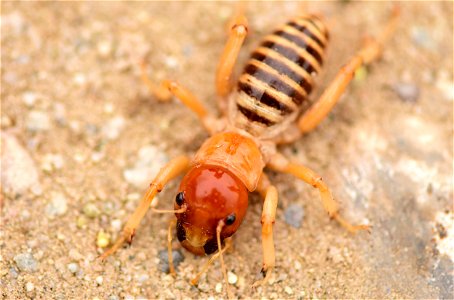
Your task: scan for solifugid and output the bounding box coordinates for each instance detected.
[101,6,399,298]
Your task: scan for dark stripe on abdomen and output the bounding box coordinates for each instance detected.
[251,51,313,94]
[238,81,293,115]
[273,29,323,65]
[261,40,316,75]
[237,105,276,126]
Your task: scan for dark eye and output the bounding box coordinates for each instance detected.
[225,213,236,225]
[175,192,184,206]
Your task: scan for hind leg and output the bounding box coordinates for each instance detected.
[298,7,399,134]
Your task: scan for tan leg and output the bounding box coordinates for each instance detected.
[99,156,190,260]
[253,186,278,287]
[298,7,400,134]
[215,13,248,98]
[268,153,369,233]
[167,219,177,276]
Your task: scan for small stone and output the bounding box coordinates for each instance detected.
[354,66,368,83]
[25,282,34,292]
[158,249,184,273]
[73,73,86,86]
[76,215,88,228]
[227,271,238,285]
[164,56,178,69]
[22,92,38,107]
[284,286,293,295]
[137,273,149,283]
[392,83,420,103]
[45,193,68,218]
[101,116,125,140]
[67,263,79,274]
[26,110,51,132]
[14,253,38,272]
[215,282,223,293]
[96,275,103,285]
[83,202,101,218]
[42,154,65,172]
[111,219,122,232]
[108,295,120,300]
[1,133,41,195]
[123,145,169,188]
[284,203,305,228]
[97,40,112,57]
[96,231,111,248]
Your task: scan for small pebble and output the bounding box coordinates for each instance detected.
[123,145,169,188]
[108,295,120,300]
[83,202,101,218]
[14,253,38,272]
[392,83,420,103]
[25,282,34,292]
[1,133,41,195]
[215,282,223,293]
[137,273,149,283]
[67,263,79,274]
[227,271,238,285]
[96,275,103,285]
[284,286,294,295]
[284,203,304,228]
[96,231,111,248]
[76,215,88,228]
[158,249,184,273]
[22,92,38,107]
[111,219,122,232]
[354,66,368,83]
[45,193,68,218]
[26,110,51,132]
[101,116,125,140]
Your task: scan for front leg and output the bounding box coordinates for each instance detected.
[253,185,278,287]
[268,153,369,233]
[99,156,190,260]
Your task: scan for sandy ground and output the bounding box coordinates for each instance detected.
[1,2,453,299]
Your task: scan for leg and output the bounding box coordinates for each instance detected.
[99,156,190,260]
[253,186,278,287]
[141,60,224,134]
[167,219,177,276]
[141,61,208,118]
[298,7,399,134]
[268,153,369,233]
[215,13,248,99]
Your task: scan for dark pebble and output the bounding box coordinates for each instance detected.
[393,83,420,103]
[158,249,184,273]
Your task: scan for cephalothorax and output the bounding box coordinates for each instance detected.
[101,6,399,298]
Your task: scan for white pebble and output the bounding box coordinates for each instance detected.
[111,219,122,232]
[67,263,79,274]
[1,133,41,195]
[26,110,51,132]
[45,193,68,218]
[22,92,37,107]
[101,116,125,140]
[284,286,293,295]
[123,145,168,188]
[25,282,34,292]
[96,275,103,285]
[73,73,87,86]
[215,282,223,293]
[227,271,238,285]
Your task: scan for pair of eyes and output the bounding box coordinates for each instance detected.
[175,192,236,225]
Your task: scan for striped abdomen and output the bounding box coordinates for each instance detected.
[235,15,329,133]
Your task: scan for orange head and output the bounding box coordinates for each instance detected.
[174,164,248,255]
